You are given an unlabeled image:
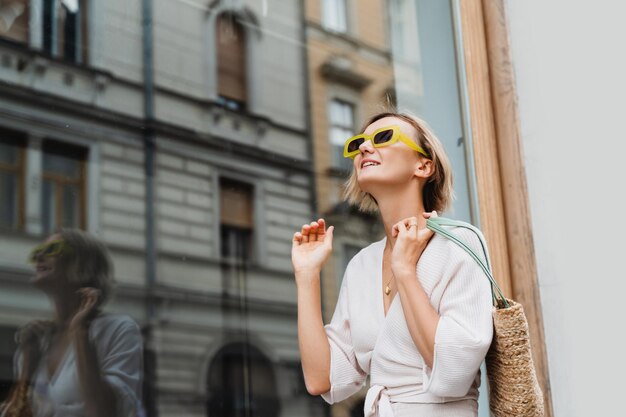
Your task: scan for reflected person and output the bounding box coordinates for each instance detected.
[1,229,143,417]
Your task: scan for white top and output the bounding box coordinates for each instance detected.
[321,226,494,417]
[22,314,143,417]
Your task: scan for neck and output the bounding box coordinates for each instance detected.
[49,290,81,327]
[374,182,426,250]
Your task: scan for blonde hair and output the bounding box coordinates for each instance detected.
[344,112,455,214]
[56,229,115,306]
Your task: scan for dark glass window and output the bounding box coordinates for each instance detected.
[207,343,280,417]
[0,132,25,231]
[42,0,86,63]
[220,178,254,263]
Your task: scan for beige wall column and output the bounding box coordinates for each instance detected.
[459,0,553,415]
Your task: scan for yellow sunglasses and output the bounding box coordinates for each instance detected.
[28,239,71,264]
[343,125,430,159]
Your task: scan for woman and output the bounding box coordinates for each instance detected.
[1,230,143,417]
[292,112,494,417]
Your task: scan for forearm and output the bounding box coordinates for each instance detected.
[73,328,118,417]
[296,271,331,395]
[396,270,440,368]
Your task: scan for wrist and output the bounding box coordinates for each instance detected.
[392,266,416,282]
[294,267,321,278]
[69,321,89,338]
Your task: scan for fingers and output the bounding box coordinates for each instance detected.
[77,287,101,312]
[325,225,334,248]
[293,219,329,245]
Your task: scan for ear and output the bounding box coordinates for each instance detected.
[414,158,434,180]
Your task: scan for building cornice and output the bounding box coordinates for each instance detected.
[0,81,313,173]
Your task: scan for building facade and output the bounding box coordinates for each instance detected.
[0,1,322,416]
[2,1,601,417]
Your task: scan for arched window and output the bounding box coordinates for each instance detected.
[216,13,247,110]
[207,343,280,417]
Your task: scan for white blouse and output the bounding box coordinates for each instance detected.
[321,226,494,417]
[24,314,143,417]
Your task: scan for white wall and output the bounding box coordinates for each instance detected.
[506,1,626,415]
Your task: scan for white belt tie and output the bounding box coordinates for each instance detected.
[364,385,394,417]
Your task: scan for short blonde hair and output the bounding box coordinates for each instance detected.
[56,229,115,306]
[344,112,455,214]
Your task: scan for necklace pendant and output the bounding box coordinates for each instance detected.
[384,285,391,295]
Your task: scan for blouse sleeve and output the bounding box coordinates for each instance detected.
[422,228,494,398]
[96,317,144,417]
[320,269,367,404]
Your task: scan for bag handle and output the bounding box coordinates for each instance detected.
[426,216,510,308]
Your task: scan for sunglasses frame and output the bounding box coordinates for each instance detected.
[28,239,70,264]
[343,125,430,159]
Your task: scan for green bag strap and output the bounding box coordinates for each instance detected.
[426,216,510,308]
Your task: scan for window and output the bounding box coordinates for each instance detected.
[41,140,87,234]
[0,326,18,403]
[328,99,355,170]
[0,131,25,231]
[216,14,246,110]
[207,343,280,417]
[0,0,29,43]
[43,0,87,63]
[220,178,254,262]
[322,0,348,33]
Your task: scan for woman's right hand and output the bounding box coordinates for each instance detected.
[291,218,334,278]
[15,320,55,349]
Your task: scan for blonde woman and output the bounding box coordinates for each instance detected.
[292,112,494,417]
[1,230,142,417]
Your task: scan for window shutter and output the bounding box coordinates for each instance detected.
[220,179,253,228]
[217,15,247,102]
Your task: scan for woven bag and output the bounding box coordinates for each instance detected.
[426,216,545,417]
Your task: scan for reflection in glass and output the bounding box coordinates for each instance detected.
[0,173,17,229]
[1,230,143,417]
[207,343,280,417]
[41,141,85,234]
[329,99,356,171]
[0,136,23,230]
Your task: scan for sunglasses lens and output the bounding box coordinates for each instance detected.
[373,129,394,145]
[347,137,364,153]
[29,241,65,263]
[46,242,61,256]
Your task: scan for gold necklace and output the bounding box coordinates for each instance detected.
[384,275,394,295]
[383,245,394,295]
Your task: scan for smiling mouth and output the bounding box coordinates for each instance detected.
[361,161,380,168]
[36,265,51,273]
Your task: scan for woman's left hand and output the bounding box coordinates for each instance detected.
[69,287,101,334]
[390,211,438,280]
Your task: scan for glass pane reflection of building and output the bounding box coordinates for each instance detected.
[0,0,486,416]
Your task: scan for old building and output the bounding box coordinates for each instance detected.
[0,1,322,416]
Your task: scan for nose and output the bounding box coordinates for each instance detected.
[358,137,375,155]
[33,250,45,264]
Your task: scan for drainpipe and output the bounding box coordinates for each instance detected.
[142,0,158,415]
[298,2,329,417]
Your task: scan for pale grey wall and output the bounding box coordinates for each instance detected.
[506,1,626,415]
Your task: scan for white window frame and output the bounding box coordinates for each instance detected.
[328,99,355,170]
[322,0,348,33]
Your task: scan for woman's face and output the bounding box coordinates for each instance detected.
[30,233,67,288]
[354,116,430,195]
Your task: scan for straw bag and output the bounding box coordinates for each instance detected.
[426,216,544,417]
